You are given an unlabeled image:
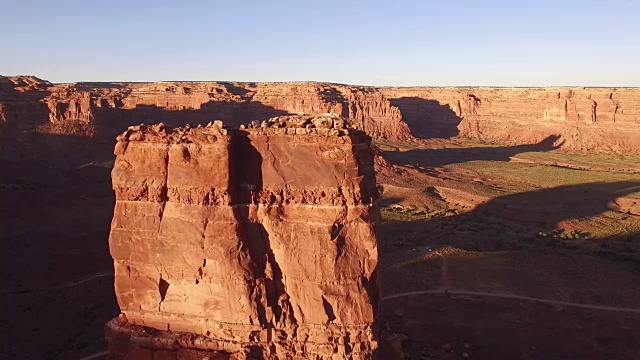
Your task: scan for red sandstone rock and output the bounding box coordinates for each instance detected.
[3,75,640,153]
[379,87,640,153]
[0,76,52,135]
[0,76,411,141]
[107,116,381,359]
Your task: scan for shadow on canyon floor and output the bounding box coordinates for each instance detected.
[469,181,640,226]
[380,181,640,257]
[0,132,117,360]
[388,97,462,139]
[379,281,640,360]
[378,181,640,359]
[1,77,120,358]
[383,135,563,170]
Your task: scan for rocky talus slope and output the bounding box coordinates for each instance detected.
[106,115,381,359]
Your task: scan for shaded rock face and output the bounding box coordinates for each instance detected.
[107,116,380,359]
[380,87,640,153]
[0,76,411,141]
[0,76,53,137]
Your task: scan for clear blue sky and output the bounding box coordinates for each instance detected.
[1,0,638,86]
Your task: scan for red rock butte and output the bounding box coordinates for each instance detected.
[106,115,381,359]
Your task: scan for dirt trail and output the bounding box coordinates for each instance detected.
[382,289,640,314]
[438,252,449,288]
[77,350,109,360]
[0,272,113,295]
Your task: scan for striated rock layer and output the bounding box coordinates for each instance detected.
[0,76,410,141]
[380,87,640,153]
[3,75,640,152]
[107,115,380,359]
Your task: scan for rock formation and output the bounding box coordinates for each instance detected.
[3,75,640,153]
[380,87,640,153]
[0,76,410,141]
[0,76,53,136]
[106,115,381,359]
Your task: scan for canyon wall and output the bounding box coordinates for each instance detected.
[3,75,640,153]
[380,87,640,153]
[107,115,380,359]
[0,76,53,135]
[0,76,410,141]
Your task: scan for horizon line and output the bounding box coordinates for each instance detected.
[3,74,640,89]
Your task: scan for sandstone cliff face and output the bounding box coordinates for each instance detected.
[107,116,380,359]
[4,75,640,153]
[0,76,52,134]
[0,76,411,141]
[380,87,640,153]
[250,83,407,140]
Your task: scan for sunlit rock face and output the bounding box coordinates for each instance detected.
[106,115,380,359]
[0,75,411,141]
[380,87,640,153]
[4,75,640,153]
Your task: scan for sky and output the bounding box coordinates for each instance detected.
[1,0,639,86]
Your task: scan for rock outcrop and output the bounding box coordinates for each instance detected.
[380,87,640,153]
[0,76,411,141]
[0,76,52,135]
[106,115,381,359]
[3,75,640,153]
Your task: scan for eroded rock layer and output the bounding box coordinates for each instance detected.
[107,116,380,359]
[380,87,640,152]
[3,75,640,152]
[0,76,410,141]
